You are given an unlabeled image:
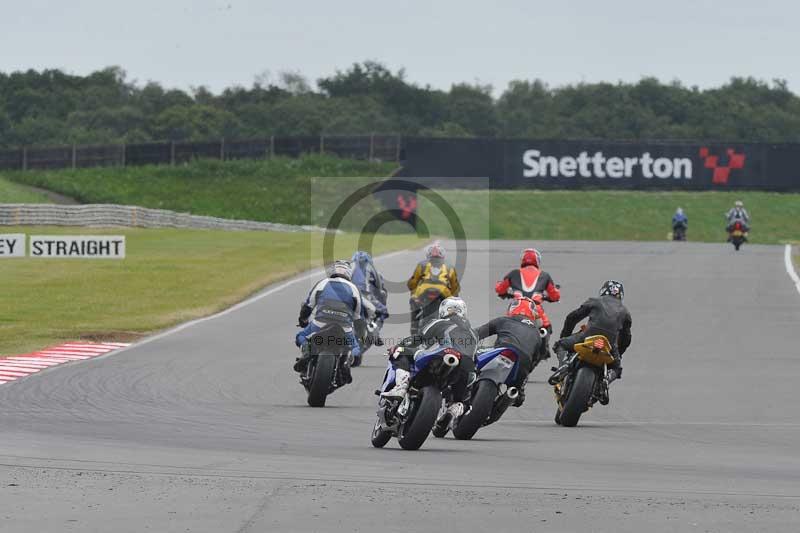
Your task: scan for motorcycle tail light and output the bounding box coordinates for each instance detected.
[443,347,462,359]
[593,338,605,350]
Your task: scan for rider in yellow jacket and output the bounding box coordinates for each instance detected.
[407,242,460,333]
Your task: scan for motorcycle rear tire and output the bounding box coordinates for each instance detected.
[453,380,497,440]
[398,386,440,450]
[559,366,596,427]
[307,354,336,407]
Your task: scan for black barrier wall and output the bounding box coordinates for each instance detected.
[398,138,800,191]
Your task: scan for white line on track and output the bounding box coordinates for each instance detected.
[785,244,800,296]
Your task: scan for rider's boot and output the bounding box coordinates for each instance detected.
[434,402,465,434]
[554,345,570,367]
[293,342,312,373]
[380,368,410,398]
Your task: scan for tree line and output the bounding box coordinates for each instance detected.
[1,61,800,149]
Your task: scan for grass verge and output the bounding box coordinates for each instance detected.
[0,178,53,203]
[0,226,423,356]
[419,190,800,244]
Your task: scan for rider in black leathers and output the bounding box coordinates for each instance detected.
[475,294,543,406]
[553,280,632,384]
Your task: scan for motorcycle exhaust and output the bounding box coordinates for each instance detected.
[443,353,460,367]
[506,387,520,399]
[539,328,549,338]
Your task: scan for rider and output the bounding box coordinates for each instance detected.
[553,280,632,386]
[294,260,375,379]
[382,297,477,429]
[672,207,688,230]
[494,248,560,360]
[407,241,460,329]
[725,200,750,235]
[351,250,389,345]
[475,293,544,407]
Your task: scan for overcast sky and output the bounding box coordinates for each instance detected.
[1,0,797,95]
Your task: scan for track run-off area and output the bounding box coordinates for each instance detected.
[1,241,799,532]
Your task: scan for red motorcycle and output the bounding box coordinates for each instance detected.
[729,221,747,251]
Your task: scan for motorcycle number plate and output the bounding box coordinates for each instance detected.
[497,355,514,369]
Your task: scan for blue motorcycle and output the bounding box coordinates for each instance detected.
[371,343,463,450]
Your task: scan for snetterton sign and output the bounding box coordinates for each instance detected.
[0,235,125,258]
[522,149,694,180]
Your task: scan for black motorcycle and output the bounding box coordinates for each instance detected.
[371,344,463,450]
[672,222,687,241]
[300,323,353,407]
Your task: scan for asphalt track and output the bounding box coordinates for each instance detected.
[1,240,799,532]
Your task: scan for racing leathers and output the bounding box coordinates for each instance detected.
[475,315,542,402]
[387,315,477,407]
[495,265,560,360]
[407,258,460,331]
[725,206,750,233]
[554,296,632,382]
[295,276,375,375]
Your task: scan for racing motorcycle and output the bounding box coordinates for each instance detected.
[548,333,616,427]
[672,222,687,241]
[729,221,747,251]
[352,304,387,367]
[410,287,445,336]
[445,338,543,440]
[299,323,353,407]
[371,343,463,450]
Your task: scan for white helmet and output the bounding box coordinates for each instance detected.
[735,200,743,208]
[425,242,445,260]
[439,297,467,319]
[327,260,353,281]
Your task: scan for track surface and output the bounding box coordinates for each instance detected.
[1,241,799,532]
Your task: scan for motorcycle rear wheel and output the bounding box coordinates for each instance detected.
[453,380,497,440]
[398,386,440,450]
[307,354,336,407]
[558,366,596,427]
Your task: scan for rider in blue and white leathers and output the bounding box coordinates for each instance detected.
[294,260,375,376]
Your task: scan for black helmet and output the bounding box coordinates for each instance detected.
[599,280,624,300]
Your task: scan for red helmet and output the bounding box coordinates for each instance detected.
[506,292,538,321]
[520,248,541,268]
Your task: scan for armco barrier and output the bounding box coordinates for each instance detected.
[0,204,329,233]
[396,138,800,191]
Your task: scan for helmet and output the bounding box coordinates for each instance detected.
[351,250,372,264]
[327,260,353,281]
[438,297,467,319]
[426,242,445,260]
[599,280,624,300]
[676,207,684,215]
[520,248,541,268]
[735,200,743,207]
[506,292,538,321]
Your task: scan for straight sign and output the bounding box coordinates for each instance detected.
[29,236,125,259]
[0,234,26,257]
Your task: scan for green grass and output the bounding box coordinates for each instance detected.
[0,177,52,203]
[0,226,423,356]
[2,155,395,226]
[418,190,800,244]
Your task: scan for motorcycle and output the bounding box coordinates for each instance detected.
[410,287,445,336]
[548,333,616,427]
[299,323,353,407]
[499,289,557,369]
[672,222,687,241]
[371,343,463,450]
[729,221,747,251]
[446,339,544,440]
[352,302,387,367]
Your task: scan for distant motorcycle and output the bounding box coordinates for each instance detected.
[672,222,687,241]
[371,343,463,450]
[410,287,445,336]
[728,221,747,251]
[353,303,387,367]
[548,332,616,427]
[299,323,353,407]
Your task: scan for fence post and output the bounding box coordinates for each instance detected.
[170,141,176,166]
[269,136,275,159]
[320,134,324,155]
[220,138,225,160]
[121,143,127,167]
[369,133,375,161]
[71,144,77,169]
[22,147,27,171]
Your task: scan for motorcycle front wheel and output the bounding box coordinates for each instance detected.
[370,418,392,448]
